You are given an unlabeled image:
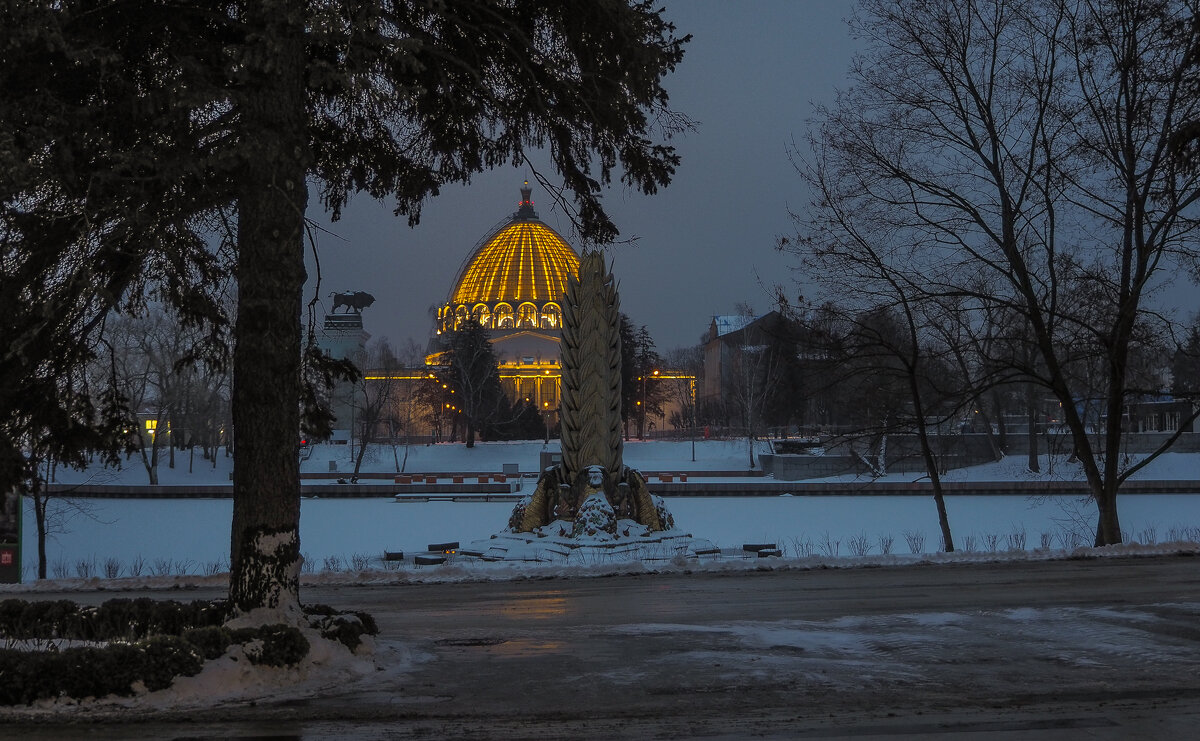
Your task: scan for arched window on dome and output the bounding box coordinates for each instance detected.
[494,303,514,329]
[454,305,468,330]
[472,303,492,328]
[517,302,538,328]
[541,302,562,329]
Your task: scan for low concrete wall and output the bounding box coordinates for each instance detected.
[774,432,1200,481]
[764,453,992,481]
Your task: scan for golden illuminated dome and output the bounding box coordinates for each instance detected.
[440,183,580,333]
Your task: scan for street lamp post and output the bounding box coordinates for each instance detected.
[639,375,645,440]
[638,369,659,440]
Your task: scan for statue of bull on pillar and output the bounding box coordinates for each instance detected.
[330,291,375,314]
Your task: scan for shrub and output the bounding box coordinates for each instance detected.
[140,636,204,691]
[304,604,380,652]
[183,625,233,660]
[0,598,383,705]
[231,624,310,667]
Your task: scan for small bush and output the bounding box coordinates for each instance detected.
[139,636,203,691]
[303,604,380,652]
[182,625,233,660]
[903,530,925,554]
[74,557,96,579]
[877,534,894,555]
[103,558,122,579]
[788,537,814,558]
[230,624,309,667]
[847,532,871,557]
[1007,528,1027,551]
[818,531,840,558]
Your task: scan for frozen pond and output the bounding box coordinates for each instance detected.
[17,492,1200,580]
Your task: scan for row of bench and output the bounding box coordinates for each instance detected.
[392,472,692,484]
[393,474,513,484]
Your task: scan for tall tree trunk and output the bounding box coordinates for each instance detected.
[1026,385,1040,474]
[33,490,47,580]
[991,389,1008,452]
[908,371,953,552]
[228,0,310,619]
[352,438,369,479]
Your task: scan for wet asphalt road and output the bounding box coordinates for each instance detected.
[5,554,1200,739]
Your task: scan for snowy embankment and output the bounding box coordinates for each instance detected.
[49,438,1200,486]
[17,439,1200,584]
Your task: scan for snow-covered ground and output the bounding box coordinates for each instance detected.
[51,438,1200,487]
[13,440,1200,583]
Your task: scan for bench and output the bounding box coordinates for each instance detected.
[742,543,777,556]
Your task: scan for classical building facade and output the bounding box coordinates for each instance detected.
[428,182,580,415]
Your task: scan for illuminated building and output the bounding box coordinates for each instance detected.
[428,182,580,416]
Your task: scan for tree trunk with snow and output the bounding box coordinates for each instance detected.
[228,0,310,619]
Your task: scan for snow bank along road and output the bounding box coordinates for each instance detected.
[9,554,1200,740]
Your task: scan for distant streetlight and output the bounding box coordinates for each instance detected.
[639,369,660,440]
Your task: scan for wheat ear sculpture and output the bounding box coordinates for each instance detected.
[516,250,662,532]
[559,250,624,482]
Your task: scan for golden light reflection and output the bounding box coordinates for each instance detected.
[497,590,571,620]
[487,639,565,658]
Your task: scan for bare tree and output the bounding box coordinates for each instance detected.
[722,306,784,469]
[350,339,408,479]
[794,0,1200,546]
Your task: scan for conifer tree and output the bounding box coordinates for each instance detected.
[1,0,688,614]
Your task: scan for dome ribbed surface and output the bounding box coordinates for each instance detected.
[450,220,581,306]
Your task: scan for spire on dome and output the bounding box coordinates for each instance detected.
[516,180,537,219]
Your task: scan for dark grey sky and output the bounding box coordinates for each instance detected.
[303,1,858,355]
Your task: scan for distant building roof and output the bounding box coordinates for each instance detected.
[711,314,754,338]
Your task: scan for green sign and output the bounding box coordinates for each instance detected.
[0,488,19,583]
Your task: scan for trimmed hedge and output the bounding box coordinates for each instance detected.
[0,597,378,706]
[0,597,226,642]
[0,637,203,705]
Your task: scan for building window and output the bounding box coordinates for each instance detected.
[495,303,514,329]
[472,303,492,328]
[541,302,561,328]
[517,302,538,328]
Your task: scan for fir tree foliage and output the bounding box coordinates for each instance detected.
[1,0,689,613]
